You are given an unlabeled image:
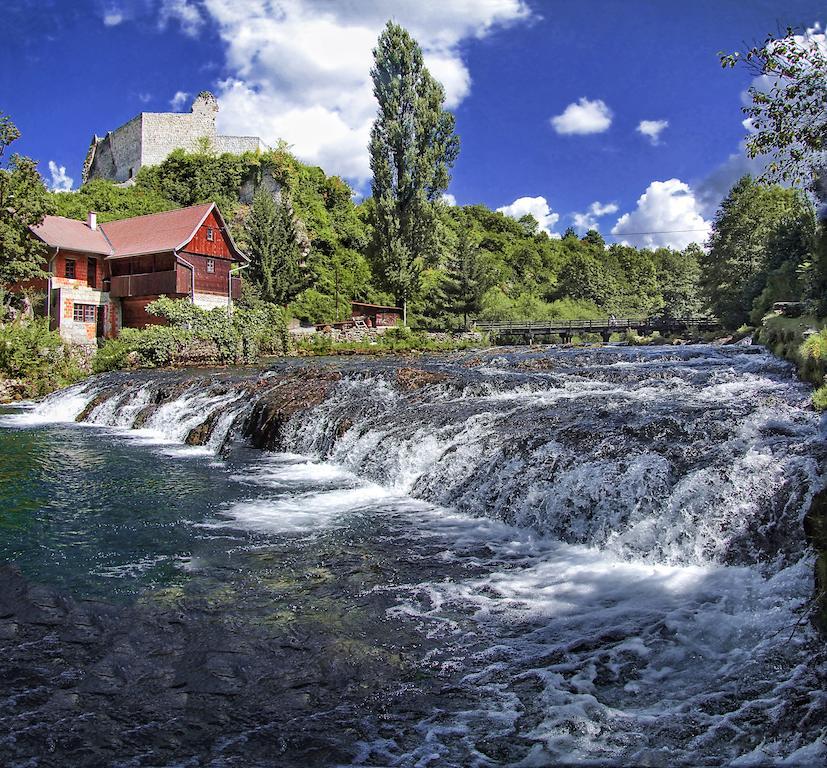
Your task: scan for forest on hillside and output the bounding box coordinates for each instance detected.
[46,143,820,331]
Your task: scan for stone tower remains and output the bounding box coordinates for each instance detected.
[83,91,267,184]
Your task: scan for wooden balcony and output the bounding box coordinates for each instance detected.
[109,270,186,298]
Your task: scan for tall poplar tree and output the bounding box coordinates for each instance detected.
[368,21,460,323]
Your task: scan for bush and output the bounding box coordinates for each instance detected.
[0,319,87,396]
[813,385,827,412]
[92,298,289,371]
[800,329,827,386]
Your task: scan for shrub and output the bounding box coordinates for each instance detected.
[0,318,87,396]
[799,329,827,386]
[813,385,827,411]
[93,297,289,371]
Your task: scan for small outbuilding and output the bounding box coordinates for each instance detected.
[350,302,403,328]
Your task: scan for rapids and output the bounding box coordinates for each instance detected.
[0,344,825,767]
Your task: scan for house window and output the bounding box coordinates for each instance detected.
[65,259,76,279]
[206,259,215,273]
[206,227,214,241]
[73,303,96,323]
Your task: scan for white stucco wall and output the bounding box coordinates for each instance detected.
[193,292,231,312]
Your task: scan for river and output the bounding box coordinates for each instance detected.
[0,344,825,767]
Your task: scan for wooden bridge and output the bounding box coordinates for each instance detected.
[473,316,721,343]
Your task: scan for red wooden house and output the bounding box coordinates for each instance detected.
[22,203,246,344]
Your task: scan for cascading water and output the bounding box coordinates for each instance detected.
[0,344,824,767]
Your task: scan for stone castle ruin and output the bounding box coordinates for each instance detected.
[82,92,267,184]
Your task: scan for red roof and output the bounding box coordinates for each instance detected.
[101,202,213,258]
[31,215,111,255]
[31,203,246,261]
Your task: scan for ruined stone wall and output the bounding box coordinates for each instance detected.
[86,113,142,183]
[214,136,267,155]
[140,97,219,168]
[84,92,267,183]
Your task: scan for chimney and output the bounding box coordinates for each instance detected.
[87,211,97,231]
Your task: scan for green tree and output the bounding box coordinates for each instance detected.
[244,189,304,306]
[443,223,486,326]
[556,247,617,308]
[581,229,606,249]
[367,21,460,323]
[653,244,702,318]
[700,175,814,327]
[0,114,53,287]
[52,178,174,222]
[722,26,827,187]
[722,28,827,317]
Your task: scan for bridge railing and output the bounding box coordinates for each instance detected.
[472,316,720,333]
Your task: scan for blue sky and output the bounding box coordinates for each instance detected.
[3,0,824,248]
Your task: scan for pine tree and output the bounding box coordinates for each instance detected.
[368,21,460,324]
[444,224,485,327]
[245,188,304,306]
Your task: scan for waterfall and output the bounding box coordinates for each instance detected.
[4,344,825,766]
[13,345,825,570]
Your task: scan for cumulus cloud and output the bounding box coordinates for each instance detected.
[572,200,619,231]
[442,193,457,206]
[694,150,768,218]
[48,161,74,192]
[202,0,533,183]
[611,179,710,249]
[550,97,613,135]
[103,9,124,26]
[159,0,204,37]
[497,196,560,235]
[170,90,191,111]
[637,119,668,145]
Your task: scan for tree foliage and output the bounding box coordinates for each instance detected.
[699,175,814,326]
[722,26,827,187]
[367,21,460,321]
[244,188,305,306]
[0,114,52,286]
[442,220,487,326]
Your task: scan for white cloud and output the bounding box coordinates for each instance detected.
[159,0,204,37]
[572,200,619,231]
[550,97,613,135]
[442,193,457,206]
[103,9,124,26]
[48,161,74,192]
[202,0,534,184]
[170,91,191,111]
[611,179,710,250]
[637,119,668,145]
[497,195,560,235]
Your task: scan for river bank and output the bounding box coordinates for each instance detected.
[1,345,824,766]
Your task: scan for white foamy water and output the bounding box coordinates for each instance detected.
[3,345,825,765]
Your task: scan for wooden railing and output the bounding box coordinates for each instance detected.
[473,316,721,335]
[109,270,182,298]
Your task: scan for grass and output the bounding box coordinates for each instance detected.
[757,313,827,410]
